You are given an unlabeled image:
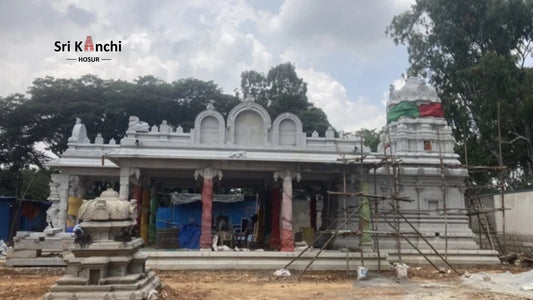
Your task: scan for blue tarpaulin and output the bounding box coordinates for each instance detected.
[179,224,200,249]
[0,197,15,241]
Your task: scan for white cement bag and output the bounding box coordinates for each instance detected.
[273,268,291,277]
[393,263,409,279]
[357,266,368,280]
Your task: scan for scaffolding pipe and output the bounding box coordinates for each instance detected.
[297,203,363,281]
[437,128,448,259]
[394,207,462,275]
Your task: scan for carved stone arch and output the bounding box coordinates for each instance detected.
[272,113,304,147]
[226,101,272,146]
[193,108,226,144]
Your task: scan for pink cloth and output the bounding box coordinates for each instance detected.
[269,188,281,249]
[281,178,294,252]
[200,178,213,249]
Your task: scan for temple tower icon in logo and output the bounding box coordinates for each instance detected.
[84,36,94,52]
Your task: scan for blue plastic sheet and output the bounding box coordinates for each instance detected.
[179,224,200,249]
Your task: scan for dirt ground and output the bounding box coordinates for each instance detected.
[0,265,531,300]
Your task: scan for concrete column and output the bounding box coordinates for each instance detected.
[274,170,301,252]
[194,168,223,250]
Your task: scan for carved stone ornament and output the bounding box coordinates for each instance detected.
[273,169,301,182]
[77,188,137,221]
[194,167,223,180]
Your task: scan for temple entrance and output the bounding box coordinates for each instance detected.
[136,169,329,251]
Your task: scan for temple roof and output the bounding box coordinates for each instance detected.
[389,76,440,106]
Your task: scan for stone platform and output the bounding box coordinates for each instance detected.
[45,270,160,300]
[143,249,387,271]
[141,247,499,271]
[6,229,73,267]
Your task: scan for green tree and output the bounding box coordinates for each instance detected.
[240,70,268,106]
[0,75,240,196]
[387,0,533,187]
[358,129,381,152]
[23,75,239,157]
[240,63,331,135]
[0,93,48,197]
[18,169,50,200]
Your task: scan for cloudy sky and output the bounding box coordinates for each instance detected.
[0,0,413,132]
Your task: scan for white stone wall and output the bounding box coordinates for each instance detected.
[494,191,533,236]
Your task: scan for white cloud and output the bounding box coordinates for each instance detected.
[298,68,386,131]
[381,77,406,106]
[0,0,416,133]
[259,0,414,62]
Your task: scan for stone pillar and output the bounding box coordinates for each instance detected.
[310,195,317,231]
[310,185,321,231]
[132,184,142,227]
[46,173,66,229]
[130,171,143,230]
[120,167,141,201]
[51,173,71,230]
[194,168,223,249]
[274,170,301,252]
[269,187,281,249]
[359,181,372,247]
[119,167,130,201]
[141,188,150,244]
[149,185,157,245]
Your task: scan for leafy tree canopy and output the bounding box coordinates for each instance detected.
[11,75,240,157]
[0,75,240,198]
[358,129,381,153]
[241,63,331,135]
[388,0,533,188]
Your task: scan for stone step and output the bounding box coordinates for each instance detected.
[143,249,388,271]
[6,257,66,267]
[385,249,500,265]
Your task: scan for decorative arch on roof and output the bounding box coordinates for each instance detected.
[193,105,226,144]
[226,100,271,146]
[272,112,304,147]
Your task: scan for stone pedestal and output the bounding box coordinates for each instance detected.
[44,189,160,300]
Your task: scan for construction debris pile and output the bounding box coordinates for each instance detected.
[462,269,533,298]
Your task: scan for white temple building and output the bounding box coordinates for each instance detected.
[43,77,498,266]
